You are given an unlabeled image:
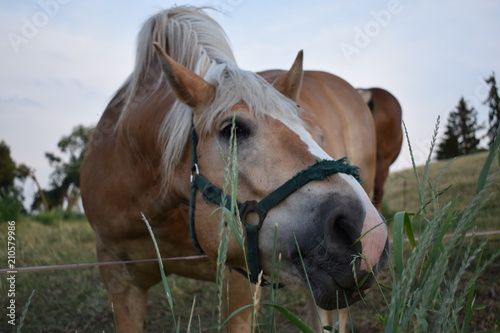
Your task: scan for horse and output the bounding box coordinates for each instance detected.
[81,7,389,332]
[357,88,403,211]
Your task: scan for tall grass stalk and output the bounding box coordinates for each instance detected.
[186,296,196,332]
[384,120,500,333]
[17,289,35,333]
[141,212,178,331]
[402,120,424,210]
[266,224,282,331]
[212,192,230,329]
[213,115,256,330]
[421,116,440,212]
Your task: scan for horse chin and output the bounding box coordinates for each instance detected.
[308,273,362,310]
[290,256,364,310]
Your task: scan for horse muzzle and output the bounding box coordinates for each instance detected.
[277,188,389,309]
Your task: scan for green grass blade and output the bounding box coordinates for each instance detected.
[219,304,254,328]
[353,221,386,246]
[461,247,487,333]
[262,303,316,333]
[402,212,416,249]
[392,211,406,279]
[477,125,500,193]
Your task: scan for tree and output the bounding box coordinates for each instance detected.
[0,141,17,189]
[436,114,460,160]
[436,97,482,160]
[0,141,30,220]
[455,97,481,154]
[33,125,92,212]
[484,72,500,147]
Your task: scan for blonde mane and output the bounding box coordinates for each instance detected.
[115,6,303,190]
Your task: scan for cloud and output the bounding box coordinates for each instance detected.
[0,96,43,109]
[1,0,499,207]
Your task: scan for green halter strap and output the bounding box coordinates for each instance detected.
[188,121,361,286]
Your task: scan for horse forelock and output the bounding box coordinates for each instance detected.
[115,6,236,121]
[109,6,305,194]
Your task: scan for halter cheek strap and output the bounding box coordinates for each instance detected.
[188,121,361,286]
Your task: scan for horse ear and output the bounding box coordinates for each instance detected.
[273,50,304,101]
[153,42,215,109]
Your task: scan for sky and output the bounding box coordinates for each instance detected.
[1,0,499,209]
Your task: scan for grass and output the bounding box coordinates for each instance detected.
[382,150,499,233]
[350,127,500,332]
[0,220,113,332]
[1,137,499,331]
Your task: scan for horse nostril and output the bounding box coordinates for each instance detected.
[330,214,357,249]
[327,203,364,255]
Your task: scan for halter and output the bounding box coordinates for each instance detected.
[188,120,361,286]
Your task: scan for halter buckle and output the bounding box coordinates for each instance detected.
[190,163,199,183]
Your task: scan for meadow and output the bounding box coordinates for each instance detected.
[0,150,498,332]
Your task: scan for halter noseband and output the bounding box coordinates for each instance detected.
[188,120,361,286]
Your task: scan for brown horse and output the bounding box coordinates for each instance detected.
[357,88,403,211]
[81,7,388,332]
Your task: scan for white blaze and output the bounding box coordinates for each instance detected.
[276,115,387,272]
[274,115,332,161]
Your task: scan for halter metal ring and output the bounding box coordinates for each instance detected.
[190,163,199,183]
[241,200,266,230]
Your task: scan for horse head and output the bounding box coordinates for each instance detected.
[154,43,388,309]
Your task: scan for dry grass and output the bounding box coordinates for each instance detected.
[0,152,498,332]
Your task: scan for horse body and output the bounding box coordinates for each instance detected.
[81,7,388,332]
[357,88,403,210]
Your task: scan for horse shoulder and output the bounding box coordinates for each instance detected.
[81,91,187,239]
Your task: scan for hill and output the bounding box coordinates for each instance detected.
[382,151,499,232]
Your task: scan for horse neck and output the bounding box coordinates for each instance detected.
[114,78,167,154]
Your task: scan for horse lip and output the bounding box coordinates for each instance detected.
[291,257,354,307]
[292,250,348,283]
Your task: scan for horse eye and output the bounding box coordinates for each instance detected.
[220,122,250,140]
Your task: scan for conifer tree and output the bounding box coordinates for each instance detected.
[455,97,481,155]
[436,97,481,159]
[436,112,460,160]
[484,72,500,147]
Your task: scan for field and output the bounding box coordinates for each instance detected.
[0,151,498,332]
